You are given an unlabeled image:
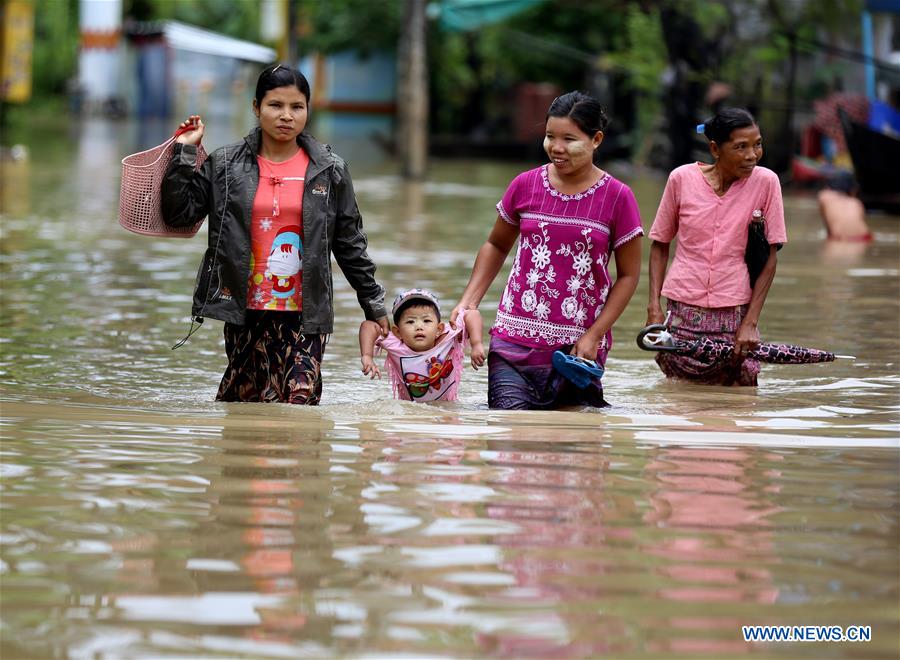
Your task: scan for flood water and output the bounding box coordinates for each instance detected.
[1,118,898,658]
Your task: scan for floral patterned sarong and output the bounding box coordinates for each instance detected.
[655,300,760,386]
[217,310,325,404]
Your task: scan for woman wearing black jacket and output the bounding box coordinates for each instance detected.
[162,64,388,404]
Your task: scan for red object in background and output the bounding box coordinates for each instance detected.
[514,82,561,143]
[791,158,825,184]
[813,93,869,153]
[799,124,823,159]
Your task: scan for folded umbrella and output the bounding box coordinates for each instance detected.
[686,336,845,365]
[637,318,854,365]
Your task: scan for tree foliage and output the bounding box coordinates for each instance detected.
[125,0,260,41]
[295,0,402,56]
[428,1,655,139]
[22,0,873,169]
[32,0,80,96]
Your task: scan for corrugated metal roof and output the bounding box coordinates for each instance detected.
[163,20,275,63]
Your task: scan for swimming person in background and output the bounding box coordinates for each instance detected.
[817,173,872,242]
[646,107,787,386]
[359,289,485,402]
[451,91,644,409]
[161,64,388,404]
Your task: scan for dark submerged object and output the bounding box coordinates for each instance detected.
[839,108,900,214]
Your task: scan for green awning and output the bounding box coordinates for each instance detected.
[427,0,547,32]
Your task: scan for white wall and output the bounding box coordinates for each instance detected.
[78,0,123,105]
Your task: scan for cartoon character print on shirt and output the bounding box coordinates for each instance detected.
[398,340,457,402]
[264,225,302,310]
[404,353,454,399]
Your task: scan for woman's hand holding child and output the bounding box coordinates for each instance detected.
[470,341,486,370]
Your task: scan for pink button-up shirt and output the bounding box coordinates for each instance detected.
[649,163,787,308]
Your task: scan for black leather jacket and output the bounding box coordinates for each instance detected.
[161,128,386,332]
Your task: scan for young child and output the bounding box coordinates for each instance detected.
[359,288,485,402]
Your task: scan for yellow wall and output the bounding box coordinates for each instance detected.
[1,0,35,103]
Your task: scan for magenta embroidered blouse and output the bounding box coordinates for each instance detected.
[492,165,644,361]
[649,163,787,308]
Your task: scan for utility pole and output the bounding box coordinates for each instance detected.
[766,0,800,175]
[262,0,296,64]
[396,0,428,179]
[285,0,297,65]
[78,0,123,114]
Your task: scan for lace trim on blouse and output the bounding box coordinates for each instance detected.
[541,164,610,202]
[493,310,586,345]
[521,212,610,235]
[497,200,515,225]
[613,225,644,249]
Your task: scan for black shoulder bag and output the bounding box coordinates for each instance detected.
[745,210,777,287]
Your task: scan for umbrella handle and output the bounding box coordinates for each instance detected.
[636,326,695,352]
[637,311,693,352]
[637,324,674,351]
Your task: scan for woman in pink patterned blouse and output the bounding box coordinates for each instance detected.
[451,92,644,409]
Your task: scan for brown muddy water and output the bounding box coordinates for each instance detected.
[1,118,898,658]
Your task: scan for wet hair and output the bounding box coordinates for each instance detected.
[822,170,857,195]
[698,107,757,145]
[547,91,609,137]
[394,300,440,325]
[254,63,311,107]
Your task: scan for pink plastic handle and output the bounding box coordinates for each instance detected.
[173,121,199,138]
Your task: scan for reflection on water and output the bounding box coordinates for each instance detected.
[1,119,898,657]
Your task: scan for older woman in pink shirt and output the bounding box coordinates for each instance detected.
[646,108,787,386]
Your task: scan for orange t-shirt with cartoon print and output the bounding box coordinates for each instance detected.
[247,148,310,311]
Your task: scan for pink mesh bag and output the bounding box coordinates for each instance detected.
[119,127,208,237]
